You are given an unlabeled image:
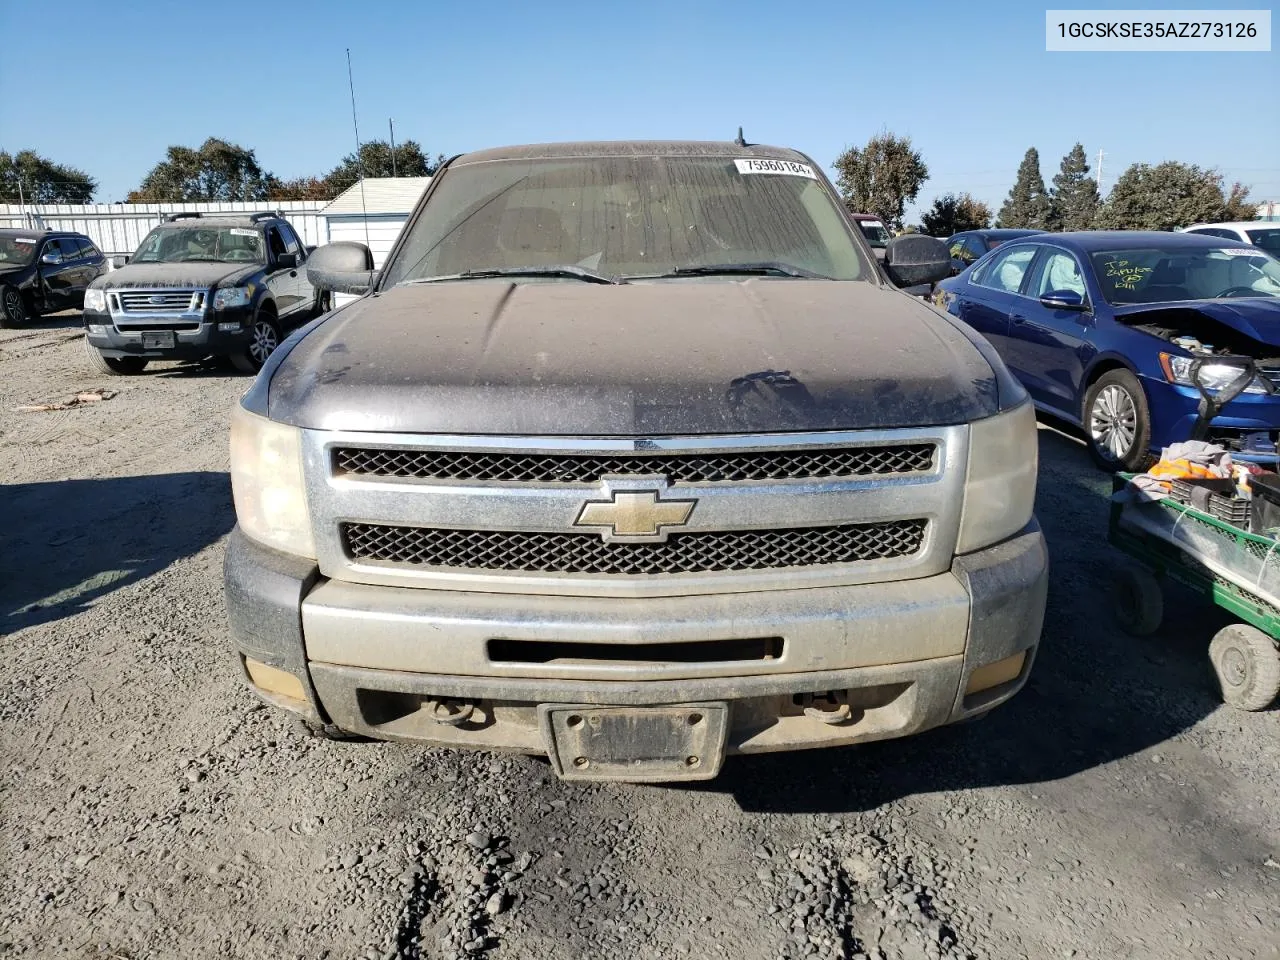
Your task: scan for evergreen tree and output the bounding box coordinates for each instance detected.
[1048,143,1100,232]
[996,148,1051,229]
[1096,162,1249,231]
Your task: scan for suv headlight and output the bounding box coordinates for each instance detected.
[229,405,315,558]
[84,288,107,312]
[957,401,1038,554]
[214,287,251,310]
[1159,353,1268,394]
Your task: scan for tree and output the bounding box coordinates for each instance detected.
[268,176,335,202]
[129,138,274,202]
[832,132,929,230]
[322,140,444,194]
[1223,181,1259,221]
[1095,162,1251,231]
[1048,143,1100,232]
[997,148,1052,229]
[921,193,992,236]
[0,150,97,203]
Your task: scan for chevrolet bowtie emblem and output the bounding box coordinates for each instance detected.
[574,484,696,542]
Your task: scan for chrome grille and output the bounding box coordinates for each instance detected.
[115,290,204,313]
[333,444,936,483]
[340,520,927,575]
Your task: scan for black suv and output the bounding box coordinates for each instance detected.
[0,229,108,327]
[83,211,328,375]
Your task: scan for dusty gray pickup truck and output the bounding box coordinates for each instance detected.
[225,140,1048,782]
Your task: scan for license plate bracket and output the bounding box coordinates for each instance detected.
[141,330,176,350]
[539,703,729,782]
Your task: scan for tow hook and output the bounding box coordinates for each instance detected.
[800,691,854,725]
[426,697,476,726]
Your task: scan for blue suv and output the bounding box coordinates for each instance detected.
[934,231,1280,470]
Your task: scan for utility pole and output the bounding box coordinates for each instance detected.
[1096,149,1105,195]
[389,118,397,178]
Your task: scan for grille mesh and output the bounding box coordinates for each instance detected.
[333,444,936,483]
[341,520,927,576]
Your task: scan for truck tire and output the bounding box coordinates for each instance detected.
[84,336,148,375]
[1112,565,1163,635]
[1209,623,1280,711]
[231,307,281,374]
[1084,369,1151,473]
[2,284,29,328]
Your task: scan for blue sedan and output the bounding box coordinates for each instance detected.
[934,231,1280,470]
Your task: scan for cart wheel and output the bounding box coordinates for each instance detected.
[1208,624,1280,711]
[1112,566,1164,636]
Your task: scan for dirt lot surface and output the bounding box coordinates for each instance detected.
[2,313,1278,960]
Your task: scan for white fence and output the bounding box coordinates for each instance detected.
[0,201,328,257]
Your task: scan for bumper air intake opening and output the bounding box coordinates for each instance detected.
[487,636,784,667]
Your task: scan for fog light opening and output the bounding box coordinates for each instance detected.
[965,651,1027,697]
[244,657,307,703]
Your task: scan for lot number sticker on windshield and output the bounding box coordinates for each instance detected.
[734,158,817,179]
[1218,247,1262,256]
[230,228,258,237]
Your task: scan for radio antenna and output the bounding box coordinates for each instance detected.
[346,48,370,250]
[734,126,747,147]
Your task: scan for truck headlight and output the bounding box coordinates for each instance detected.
[957,401,1038,554]
[214,287,251,310]
[84,288,107,312]
[229,405,315,558]
[1159,353,1268,394]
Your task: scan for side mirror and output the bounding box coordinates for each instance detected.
[883,235,952,288]
[1039,289,1088,311]
[112,255,130,269]
[306,241,375,295]
[41,252,61,265]
[275,252,299,270]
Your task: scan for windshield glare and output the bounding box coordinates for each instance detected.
[133,226,265,264]
[0,236,38,266]
[384,156,869,285]
[1091,247,1280,305]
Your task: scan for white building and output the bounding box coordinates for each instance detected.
[321,176,431,264]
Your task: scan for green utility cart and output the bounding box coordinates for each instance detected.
[1109,473,1280,711]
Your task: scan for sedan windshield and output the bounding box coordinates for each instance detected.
[0,236,39,266]
[1090,247,1280,305]
[132,226,265,264]
[383,156,870,285]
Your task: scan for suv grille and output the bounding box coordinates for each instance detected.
[333,444,936,484]
[116,290,204,313]
[340,519,927,575]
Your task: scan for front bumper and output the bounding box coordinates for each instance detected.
[224,520,1048,765]
[84,306,253,360]
[1144,374,1280,454]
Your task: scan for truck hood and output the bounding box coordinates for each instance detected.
[1114,297,1280,347]
[268,279,999,436]
[95,261,258,290]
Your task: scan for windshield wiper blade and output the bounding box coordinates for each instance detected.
[405,265,621,285]
[629,261,831,280]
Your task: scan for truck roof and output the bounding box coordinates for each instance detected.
[454,140,812,165]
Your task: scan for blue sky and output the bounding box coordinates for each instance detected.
[1,0,1276,219]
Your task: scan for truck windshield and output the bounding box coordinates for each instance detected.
[383,156,870,285]
[133,226,266,264]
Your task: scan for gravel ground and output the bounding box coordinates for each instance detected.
[2,313,1278,960]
